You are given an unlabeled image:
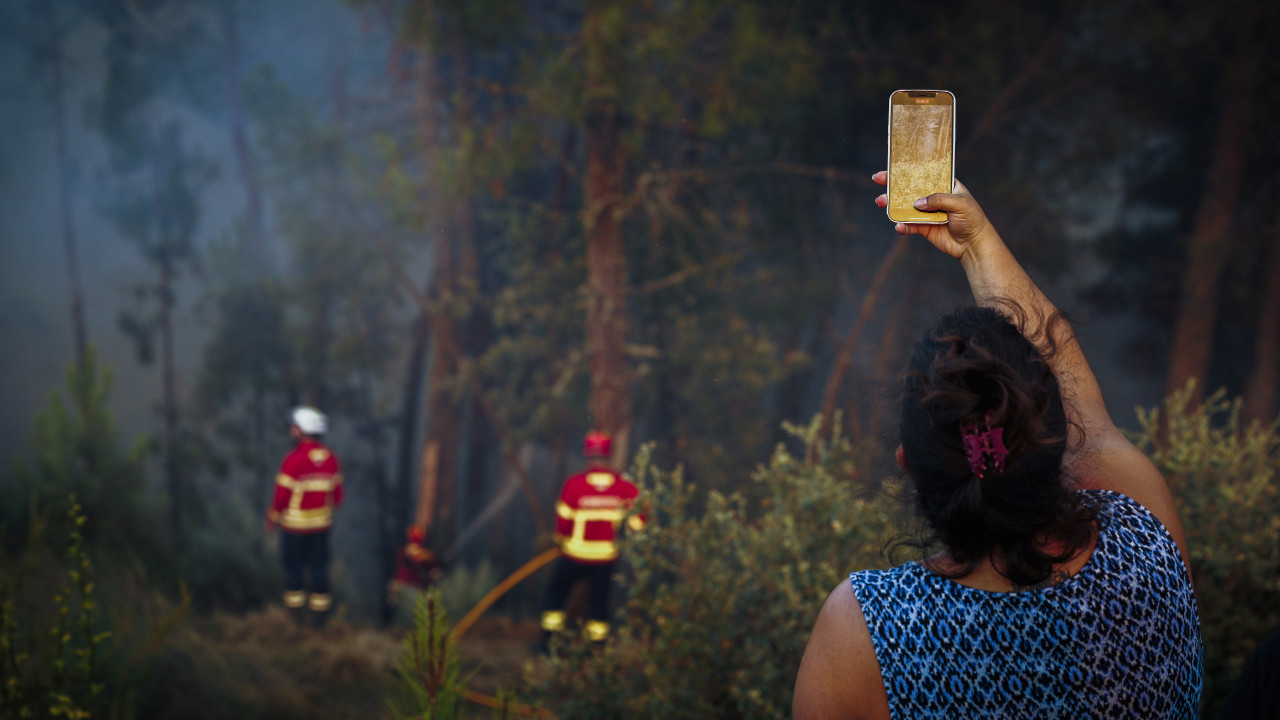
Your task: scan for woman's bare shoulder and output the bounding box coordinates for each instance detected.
[793,581,890,720]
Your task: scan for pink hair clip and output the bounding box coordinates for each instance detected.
[961,414,1008,479]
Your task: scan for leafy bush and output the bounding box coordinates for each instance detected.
[390,590,467,719]
[437,561,501,625]
[1129,384,1280,719]
[539,417,900,718]
[538,392,1280,719]
[179,494,281,613]
[1,497,113,719]
[2,348,157,561]
[391,589,535,720]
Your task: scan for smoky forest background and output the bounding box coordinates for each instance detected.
[1,0,1278,718]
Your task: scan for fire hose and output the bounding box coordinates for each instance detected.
[449,546,563,718]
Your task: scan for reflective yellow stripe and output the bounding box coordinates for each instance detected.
[275,473,297,489]
[559,506,627,561]
[568,508,626,523]
[280,506,334,530]
[541,610,566,632]
[562,537,620,562]
[283,590,307,608]
[295,478,334,492]
[308,594,332,611]
[585,472,615,491]
[627,515,646,532]
[585,620,610,641]
[555,501,574,520]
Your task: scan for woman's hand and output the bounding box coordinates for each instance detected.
[872,171,996,261]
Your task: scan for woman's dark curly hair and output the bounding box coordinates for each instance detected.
[898,303,1098,588]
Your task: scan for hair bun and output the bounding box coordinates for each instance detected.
[898,305,1095,587]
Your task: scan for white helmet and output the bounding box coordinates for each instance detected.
[291,406,328,436]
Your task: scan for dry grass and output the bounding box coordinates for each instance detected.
[138,607,545,719]
[453,615,543,697]
[138,606,405,720]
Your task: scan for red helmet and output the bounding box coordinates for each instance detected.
[583,431,612,458]
[406,525,426,544]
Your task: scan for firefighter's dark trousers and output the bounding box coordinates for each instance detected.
[281,529,333,624]
[540,557,614,642]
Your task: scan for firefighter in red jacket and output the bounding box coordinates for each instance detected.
[266,406,343,627]
[539,431,645,648]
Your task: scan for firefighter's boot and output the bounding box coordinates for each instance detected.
[284,590,308,628]
[537,610,566,656]
[586,619,610,653]
[308,593,333,629]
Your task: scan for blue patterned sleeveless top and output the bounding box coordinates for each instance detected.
[848,490,1202,719]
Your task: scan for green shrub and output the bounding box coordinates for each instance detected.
[3,348,156,561]
[389,590,469,720]
[539,417,899,719]
[539,393,1280,719]
[0,497,113,719]
[180,495,280,613]
[1128,384,1280,719]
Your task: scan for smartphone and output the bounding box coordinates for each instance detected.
[886,90,955,224]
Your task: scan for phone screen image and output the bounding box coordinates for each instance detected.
[887,90,954,224]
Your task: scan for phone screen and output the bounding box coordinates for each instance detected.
[887,90,955,224]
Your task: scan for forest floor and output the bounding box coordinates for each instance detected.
[168,607,547,720]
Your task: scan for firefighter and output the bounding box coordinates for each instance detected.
[387,524,443,609]
[265,406,343,628]
[539,431,645,650]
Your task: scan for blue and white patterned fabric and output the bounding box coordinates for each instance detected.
[849,490,1202,719]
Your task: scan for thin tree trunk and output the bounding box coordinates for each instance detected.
[376,249,550,535]
[396,313,431,533]
[1165,26,1256,403]
[220,0,267,269]
[160,254,181,546]
[450,41,492,544]
[413,45,463,547]
[820,235,911,433]
[44,1,89,368]
[583,3,632,461]
[1242,225,1280,424]
[303,37,349,412]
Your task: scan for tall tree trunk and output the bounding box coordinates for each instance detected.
[160,254,181,546]
[303,38,349,412]
[1165,27,1256,403]
[413,45,463,547]
[1242,225,1280,424]
[44,1,89,368]
[450,42,491,544]
[583,3,632,463]
[220,0,267,270]
[396,313,431,534]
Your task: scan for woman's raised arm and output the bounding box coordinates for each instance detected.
[873,172,1190,576]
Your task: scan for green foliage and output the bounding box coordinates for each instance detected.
[539,420,899,718]
[1,497,112,719]
[538,393,1280,718]
[1129,383,1280,719]
[179,496,280,613]
[390,562,501,631]
[4,348,155,558]
[437,562,501,624]
[650,312,810,491]
[390,590,467,720]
